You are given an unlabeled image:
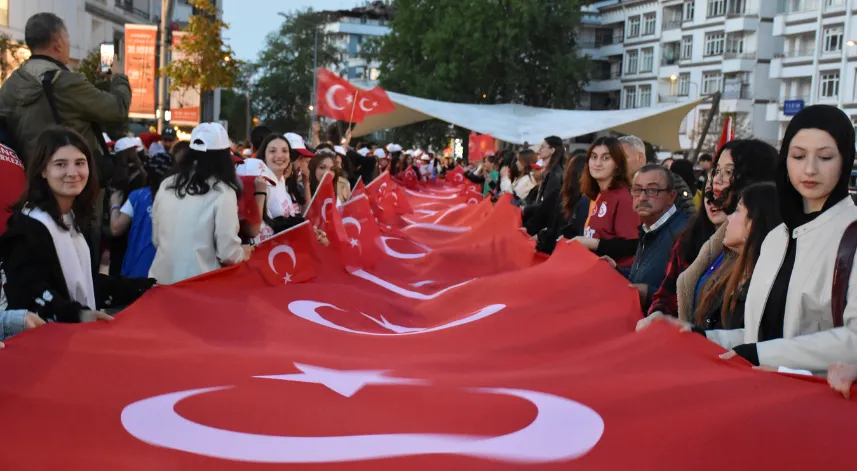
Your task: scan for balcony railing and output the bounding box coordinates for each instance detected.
[115,0,150,20]
[727,9,759,18]
[723,52,756,60]
[777,0,820,14]
[722,85,753,99]
[776,48,815,58]
[663,20,682,31]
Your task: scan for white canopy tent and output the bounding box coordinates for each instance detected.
[352,91,709,151]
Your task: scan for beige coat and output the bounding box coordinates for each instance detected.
[706,197,857,372]
[676,223,727,322]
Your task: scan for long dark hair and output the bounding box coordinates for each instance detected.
[694,183,781,327]
[704,139,778,214]
[562,154,588,218]
[167,147,241,198]
[16,126,98,232]
[679,170,717,263]
[579,136,631,200]
[258,134,292,174]
[309,150,339,195]
[517,149,537,179]
[544,136,566,172]
[669,159,697,195]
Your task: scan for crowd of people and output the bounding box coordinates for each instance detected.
[0,12,854,400]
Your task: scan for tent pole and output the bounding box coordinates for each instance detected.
[691,92,721,163]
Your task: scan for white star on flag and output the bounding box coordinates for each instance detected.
[283,273,292,284]
[349,238,360,248]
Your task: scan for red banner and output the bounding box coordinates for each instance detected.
[468,132,497,162]
[124,24,158,119]
[168,31,201,126]
[0,176,856,470]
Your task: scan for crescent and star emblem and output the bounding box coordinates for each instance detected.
[121,363,604,464]
[267,244,297,284]
[325,84,353,111]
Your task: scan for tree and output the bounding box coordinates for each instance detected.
[76,48,101,85]
[0,34,26,81]
[692,112,752,154]
[252,9,340,133]
[161,0,241,93]
[365,0,591,149]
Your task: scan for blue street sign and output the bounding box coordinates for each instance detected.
[784,99,805,116]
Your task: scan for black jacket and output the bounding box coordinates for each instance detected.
[524,163,564,236]
[0,212,154,323]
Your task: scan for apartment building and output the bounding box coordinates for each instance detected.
[580,0,782,150]
[768,0,857,143]
[322,1,393,89]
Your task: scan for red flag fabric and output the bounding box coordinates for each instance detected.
[305,171,349,244]
[236,175,262,225]
[392,185,414,215]
[0,143,25,234]
[402,166,419,189]
[356,86,396,118]
[468,132,497,162]
[340,194,383,269]
[716,115,734,153]
[445,166,466,185]
[248,221,318,285]
[350,178,367,201]
[316,68,361,122]
[1,172,857,471]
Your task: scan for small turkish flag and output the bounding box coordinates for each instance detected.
[463,189,483,205]
[237,176,262,225]
[350,178,366,201]
[339,194,383,269]
[304,171,348,244]
[445,166,465,185]
[402,166,419,190]
[356,86,396,118]
[392,185,414,215]
[316,68,360,122]
[248,221,317,285]
[366,171,392,205]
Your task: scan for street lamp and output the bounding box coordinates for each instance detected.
[848,40,856,47]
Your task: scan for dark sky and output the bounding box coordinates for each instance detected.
[222,0,365,61]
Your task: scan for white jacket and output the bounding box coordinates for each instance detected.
[706,197,857,372]
[500,174,536,200]
[149,176,247,285]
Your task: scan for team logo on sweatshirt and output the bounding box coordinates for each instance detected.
[597,203,607,218]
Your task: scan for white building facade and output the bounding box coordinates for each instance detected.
[768,0,857,144]
[322,1,392,89]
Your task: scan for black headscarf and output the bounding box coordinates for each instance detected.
[777,104,855,230]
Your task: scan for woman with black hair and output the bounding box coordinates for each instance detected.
[255,133,304,240]
[309,148,350,203]
[535,153,588,254]
[668,159,697,207]
[523,136,566,236]
[646,139,778,319]
[109,151,172,277]
[149,123,253,285]
[1,127,154,323]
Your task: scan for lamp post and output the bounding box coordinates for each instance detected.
[157,0,175,133]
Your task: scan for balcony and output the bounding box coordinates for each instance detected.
[775,48,815,59]
[722,84,753,100]
[663,20,682,31]
[777,0,820,14]
[114,0,149,20]
[662,55,679,66]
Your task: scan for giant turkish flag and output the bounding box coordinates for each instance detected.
[0,175,855,470]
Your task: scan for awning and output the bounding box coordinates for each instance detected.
[352,92,709,151]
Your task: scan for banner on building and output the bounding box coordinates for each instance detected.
[124,24,158,119]
[168,31,201,126]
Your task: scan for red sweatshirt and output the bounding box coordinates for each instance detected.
[583,186,640,268]
[0,144,25,234]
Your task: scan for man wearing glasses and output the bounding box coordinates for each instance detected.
[603,164,689,312]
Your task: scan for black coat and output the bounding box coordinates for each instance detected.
[0,212,155,323]
[524,163,564,237]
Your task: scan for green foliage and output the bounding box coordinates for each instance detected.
[0,34,26,80]
[252,9,341,133]
[367,0,591,148]
[76,48,101,84]
[161,0,242,93]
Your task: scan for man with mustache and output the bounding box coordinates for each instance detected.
[603,164,689,312]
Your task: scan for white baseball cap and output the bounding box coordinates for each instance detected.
[373,148,388,159]
[388,144,403,153]
[284,132,314,157]
[405,149,414,156]
[357,148,370,157]
[334,145,346,155]
[113,137,143,153]
[421,154,431,162]
[189,122,231,152]
[235,157,277,184]
[241,148,252,157]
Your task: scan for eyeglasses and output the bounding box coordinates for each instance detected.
[711,166,735,180]
[630,187,669,197]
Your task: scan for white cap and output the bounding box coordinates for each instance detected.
[388,144,403,153]
[405,149,414,156]
[421,154,431,162]
[235,157,277,184]
[373,148,388,159]
[189,122,231,152]
[413,149,424,158]
[357,148,370,157]
[284,132,314,157]
[114,137,143,153]
[242,148,252,157]
[334,145,346,155]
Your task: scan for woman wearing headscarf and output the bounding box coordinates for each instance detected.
[645,105,857,374]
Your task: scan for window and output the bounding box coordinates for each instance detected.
[823,26,844,53]
[682,0,695,21]
[707,0,726,17]
[643,13,656,35]
[702,72,722,94]
[820,71,840,98]
[628,16,641,37]
[639,85,652,107]
[640,48,654,72]
[704,32,725,56]
[681,35,693,59]
[626,50,639,74]
[624,87,637,109]
[678,73,691,96]
[726,35,744,54]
